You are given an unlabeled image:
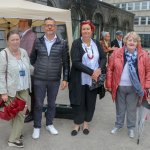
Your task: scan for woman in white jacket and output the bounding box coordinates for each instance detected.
[0,30,31,148]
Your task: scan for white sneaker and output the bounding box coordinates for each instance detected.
[128,129,135,138]
[111,127,121,134]
[32,128,40,139]
[46,125,58,135]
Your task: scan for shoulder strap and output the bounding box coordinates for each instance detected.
[4,50,8,83]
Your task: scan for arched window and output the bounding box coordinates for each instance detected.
[93,13,103,40]
[123,21,129,34]
[71,8,81,40]
[47,0,56,7]
[109,17,118,40]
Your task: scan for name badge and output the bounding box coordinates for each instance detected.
[19,70,25,76]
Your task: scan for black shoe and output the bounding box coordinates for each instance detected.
[83,128,89,135]
[71,127,80,136]
[24,113,33,123]
[8,140,24,148]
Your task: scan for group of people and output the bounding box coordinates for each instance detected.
[0,18,150,148]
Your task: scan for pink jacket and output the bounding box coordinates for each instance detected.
[106,46,150,101]
[20,29,37,56]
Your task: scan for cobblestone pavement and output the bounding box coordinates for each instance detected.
[0,89,150,150]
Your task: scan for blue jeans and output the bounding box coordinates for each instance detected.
[33,79,60,128]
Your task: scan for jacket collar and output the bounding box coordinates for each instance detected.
[39,35,61,44]
[117,45,144,58]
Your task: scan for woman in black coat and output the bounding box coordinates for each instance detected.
[69,20,106,136]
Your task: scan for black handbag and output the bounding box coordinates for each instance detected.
[43,104,73,120]
[97,85,106,99]
[89,74,106,91]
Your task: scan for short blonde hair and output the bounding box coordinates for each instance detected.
[123,31,141,45]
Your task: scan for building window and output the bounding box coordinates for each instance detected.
[127,3,133,11]
[0,30,6,51]
[141,17,146,25]
[148,17,150,25]
[115,3,120,8]
[122,3,127,10]
[71,8,83,40]
[134,17,139,25]
[141,1,147,10]
[93,13,103,40]
[139,34,150,48]
[134,2,140,10]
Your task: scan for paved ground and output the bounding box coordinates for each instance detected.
[0,89,150,150]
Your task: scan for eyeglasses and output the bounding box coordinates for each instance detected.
[45,24,56,28]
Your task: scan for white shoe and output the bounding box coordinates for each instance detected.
[128,129,135,138]
[46,125,58,135]
[111,127,121,134]
[32,128,40,139]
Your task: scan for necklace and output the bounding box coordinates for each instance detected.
[84,47,94,60]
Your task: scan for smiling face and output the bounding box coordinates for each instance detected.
[7,33,20,51]
[126,35,138,52]
[44,19,57,37]
[81,24,93,40]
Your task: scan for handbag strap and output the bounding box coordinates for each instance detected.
[4,50,8,83]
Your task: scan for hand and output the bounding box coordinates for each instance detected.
[60,81,68,90]
[106,88,112,93]
[139,96,143,105]
[92,68,101,80]
[1,94,8,102]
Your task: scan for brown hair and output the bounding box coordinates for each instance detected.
[7,30,20,41]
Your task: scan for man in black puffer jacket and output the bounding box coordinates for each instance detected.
[30,17,70,139]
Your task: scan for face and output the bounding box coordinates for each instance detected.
[7,34,20,51]
[18,19,28,31]
[126,36,137,51]
[116,35,123,41]
[81,24,92,39]
[44,20,56,37]
[104,33,110,41]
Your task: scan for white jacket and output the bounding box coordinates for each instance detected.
[0,48,31,97]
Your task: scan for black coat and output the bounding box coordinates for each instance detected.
[30,36,70,81]
[69,38,107,105]
[111,39,124,48]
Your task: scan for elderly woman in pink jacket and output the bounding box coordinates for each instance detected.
[106,32,150,138]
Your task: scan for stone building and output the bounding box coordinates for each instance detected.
[103,0,150,48]
[29,0,134,40]
[0,0,134,50]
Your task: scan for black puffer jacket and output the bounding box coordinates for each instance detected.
[30,35,70,81]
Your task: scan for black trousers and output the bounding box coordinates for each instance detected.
[29,76,35,114]
[72,85,97,124]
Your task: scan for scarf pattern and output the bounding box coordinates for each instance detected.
[125,48,144,97]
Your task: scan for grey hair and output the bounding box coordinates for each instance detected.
[101,31,109,38]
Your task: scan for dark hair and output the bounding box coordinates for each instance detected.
[80,20,95,32]
[44,17,56,24]
[7,30,20,41]
[27,19,32,27]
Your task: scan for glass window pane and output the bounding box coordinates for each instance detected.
[135,2,140,10]
[134,17,139,25]
[115,4,120,8]
[142,1,147,10]
[122,3,127,10]
[148,17,150,25]
[141,17,146,25]
[139,34,150,48]
[128,3,133,11]
[0,30,6,51]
